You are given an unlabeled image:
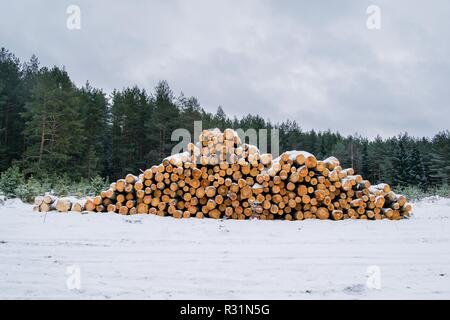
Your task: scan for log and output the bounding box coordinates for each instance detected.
[85,198,96,211]
[40,201,57,212]
[316,207,330,220]
[34,196,44,206]
[43,195,57,204]
[55,198,72,212]
[71,201,84,212]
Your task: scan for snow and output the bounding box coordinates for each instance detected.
[1,197,450,299]
[164,151,190,163]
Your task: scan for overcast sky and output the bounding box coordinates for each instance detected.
[1,0,449,138]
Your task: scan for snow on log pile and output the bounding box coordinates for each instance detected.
[33,128,412,220]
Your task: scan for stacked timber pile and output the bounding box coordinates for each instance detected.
[33,195,84,213]
[253,152,411,220]
[33,128,412,220]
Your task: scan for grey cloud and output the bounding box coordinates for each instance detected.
[0,0,449,138]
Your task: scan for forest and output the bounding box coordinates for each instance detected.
[1,47,449,197]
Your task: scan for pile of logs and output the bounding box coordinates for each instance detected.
[34,128,412,220]
[33,195,84,213]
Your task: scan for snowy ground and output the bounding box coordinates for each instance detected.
[0,198,450,299]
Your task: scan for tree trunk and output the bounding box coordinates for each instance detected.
[38,115,46,165]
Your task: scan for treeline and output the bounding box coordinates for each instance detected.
[1,47,449,189]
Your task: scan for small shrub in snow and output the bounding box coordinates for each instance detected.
[0,165,109,202]
[0,166,24,198]
[88,176,109,196]
[14,177,46,203]
[394,185,450,201]
[51,173,72,197]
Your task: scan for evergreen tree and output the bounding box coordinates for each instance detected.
[78,82,110,178]
[360,140,369,179]
[431,131,450,186]
[391,136,409,187]
[111,86,152,178]
[21,67,85,177]
[331,140,350,168]
[367,135,392,184]
[152,81,179,161]
[0,48,25,170]
[212,106,228,130]
[418,137,433,189]
[406,144,427,188]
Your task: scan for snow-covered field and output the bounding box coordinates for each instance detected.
[1,198,449,299]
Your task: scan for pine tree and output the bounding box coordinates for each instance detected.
[177,94,202,136]
[432,131,450,186]
[152,80,180,161]
[78,82,110,178]
[360,140,370,179]
[391,136,409,187]
[331,140,350,168]
[366,135,393,184]
[111,87,152,178]
[429,151,448,187]
[406,144,427,188]
[21,67,85,177]
[212,106,227,130]
[0,48,25,170]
